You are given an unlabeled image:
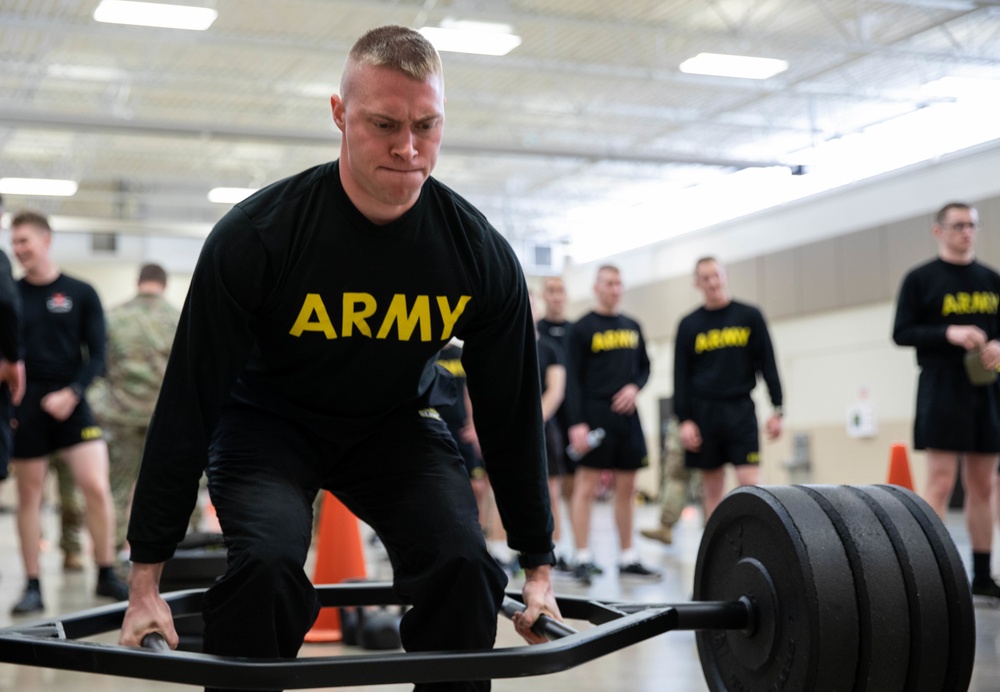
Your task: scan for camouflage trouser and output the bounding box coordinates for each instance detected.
[105,422,207,546]
[49,453,83,555]
[103,422,147,551]
[657,449,702,528]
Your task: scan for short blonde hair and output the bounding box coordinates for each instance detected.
[341,25,442,95]
[11,210,52,234]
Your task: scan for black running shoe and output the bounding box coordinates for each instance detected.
[11,586,44,615]
[972,577,1000,599]
[618,561,663,580]
[571,561,602,585]
[96,572,130,601]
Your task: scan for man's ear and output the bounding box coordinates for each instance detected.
[331,95,346,131]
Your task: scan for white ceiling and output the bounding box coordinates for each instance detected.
[3,0,1000,263]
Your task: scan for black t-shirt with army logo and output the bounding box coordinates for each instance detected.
[129,160,551,563]
[563,311,650,426]
[673,300,782,422]
[893,257,1000,367]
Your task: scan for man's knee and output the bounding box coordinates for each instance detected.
[231,539,308,582]
[734,465,759,486]
[573,467,600,492]
[962,459,997,503]
[398,543,505,652]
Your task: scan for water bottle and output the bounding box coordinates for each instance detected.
[566,428,606,462]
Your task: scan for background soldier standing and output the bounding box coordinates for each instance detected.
[92,263,180,555]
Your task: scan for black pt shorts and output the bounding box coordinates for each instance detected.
[574,400,648,471]
[683,396,760,471]
[915,363,1000,453]
[13,381,104,459]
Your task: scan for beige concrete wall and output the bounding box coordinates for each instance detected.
[768,420,923,488]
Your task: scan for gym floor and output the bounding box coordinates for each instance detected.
[0,494,998,691]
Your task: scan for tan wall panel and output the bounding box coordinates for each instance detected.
[974,195,1000,266]
[797,239,840,314]
[759,249,800,319]
[884,218,937,292]
[757,420,922,488]
[724,258,760,305]
[623,275,698,342]
[837,230,891,306]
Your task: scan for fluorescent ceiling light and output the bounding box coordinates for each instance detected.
[208,187,257,204]
[46,64,128,82]
[880,0,976,10]
[93,1,218,31]
[281,82,337,99]
[921,76,1000,101]
[679,53,789,80]
[0,178,78,197]
[419,21,522,56]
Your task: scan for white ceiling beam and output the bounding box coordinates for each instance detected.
[0,107,791,169]
[2,7,999,70]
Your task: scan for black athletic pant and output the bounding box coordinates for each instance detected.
[202,405,508,692]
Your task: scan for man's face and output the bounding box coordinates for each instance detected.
[934,207,978,257]
[331,63,444,222]
[694,260,728,305]
[542,278,566,316]
[11,224,50,273]
[594,269,622,311]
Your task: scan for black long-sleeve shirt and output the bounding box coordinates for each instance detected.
[0,250,22,361]
[893,257,1000,366]
[128,161,552,564]
[17,274,105,388]
[673,300,782,422]
[563,311,650,426]
[537,318,572,427]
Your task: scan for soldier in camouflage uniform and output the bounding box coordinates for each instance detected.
[91,264,180,552]
[50,452,85,569]
[640,417,701,544]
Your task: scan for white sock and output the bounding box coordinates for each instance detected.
[575,548,593,564]
[619,548,638,565]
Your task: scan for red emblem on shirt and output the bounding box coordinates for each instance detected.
[46,292,74,313]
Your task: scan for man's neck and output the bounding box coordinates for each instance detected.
[704,296,731,310]
[594,305,618,317]
[939,250,974,265]
[542,312,564,323]
[25,262,58,286]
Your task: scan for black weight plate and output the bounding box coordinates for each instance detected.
[848,485,949,692]
[876,484,976,692]
[694,485,860,692]
[802,486,910,691]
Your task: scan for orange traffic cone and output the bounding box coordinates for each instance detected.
[202,500,221,533]
[887,443,915,491]
[303,491,368,643]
